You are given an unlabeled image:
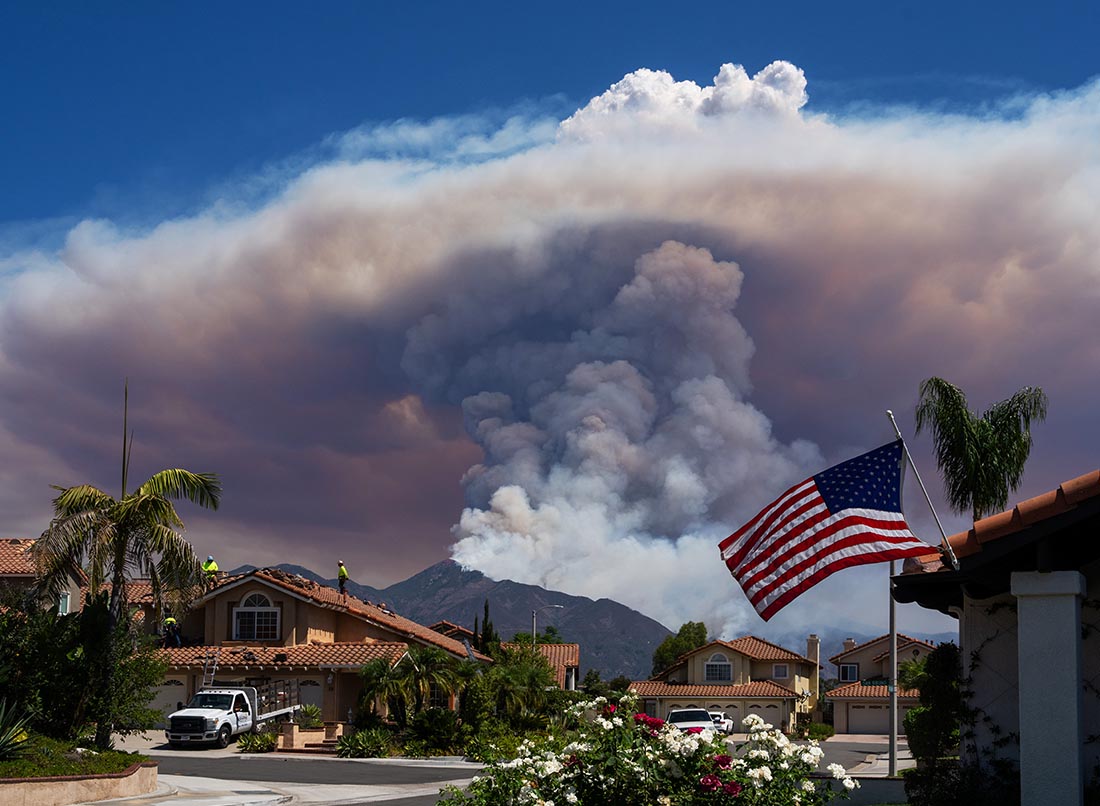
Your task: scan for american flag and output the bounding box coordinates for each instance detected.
[719,440,932,621]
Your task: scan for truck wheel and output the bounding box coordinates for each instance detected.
[216,725,232,749]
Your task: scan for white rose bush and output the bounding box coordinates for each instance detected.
[441,695,859,805]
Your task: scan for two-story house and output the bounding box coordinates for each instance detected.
[825,633,931,734]
[630,635,821,733]
[151,567,490,723]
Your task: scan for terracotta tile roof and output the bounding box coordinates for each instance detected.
[501,642,580,688]
[718,636,815,664]
[628,680,798,698]
[661,636,814,678]
[829,634,929,664]
[0,538,36,575]
[162,642,410,670]
[207,569,491,662]
[871,637,937,664]
[901,469,1100,574]
[826,682,920,700]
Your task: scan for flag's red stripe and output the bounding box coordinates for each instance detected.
[745,521,923,607]
[722,485,821,572]
[729,503,832,580]
[718,480,814,556]
[747,531,927,608]
[756,544,931,621]
[736,512,914,592]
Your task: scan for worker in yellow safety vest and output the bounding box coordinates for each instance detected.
[202,555,219,588]
[338,560,349,596]
[163,615,181,647]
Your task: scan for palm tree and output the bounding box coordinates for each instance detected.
[359,657,411,725]
[31,387,220,747]
[915,377,1048,521]
[404,646,461,714]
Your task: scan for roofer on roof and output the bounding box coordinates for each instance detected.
[202,555,218,589]
[338,560,348,597]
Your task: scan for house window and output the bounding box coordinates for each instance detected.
[704,653,732,682]
[233,593,279,641]
[429,682,448,709]
[772,664,789,679]
[839,664,858,682]
[58,591,71,615]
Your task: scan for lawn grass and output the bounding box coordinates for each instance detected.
[0,735,149,779]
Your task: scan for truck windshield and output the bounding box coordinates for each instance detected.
[187,694,234,710]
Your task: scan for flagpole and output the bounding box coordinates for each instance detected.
[888,559,898,777]
[885,410,960,571]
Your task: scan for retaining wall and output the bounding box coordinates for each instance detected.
[0,760,157,806]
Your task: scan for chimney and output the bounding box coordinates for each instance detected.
[806,634,821,704]
[843,637,857,652]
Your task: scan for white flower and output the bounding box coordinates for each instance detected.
[742,713,765,729]
[566,795,578,804]
[747,765,773,787]
[801,779,815,792]
[827,762,847,779]
[843,777,860,790]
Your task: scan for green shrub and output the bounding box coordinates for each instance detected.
[237,732,278,753]
[806,722,835,740]
[461,719,547,763]
[296,704,323,729]
[336,727,393,759]
[0,700,31,761]
[0,735,147,779]
[410,708,461,753]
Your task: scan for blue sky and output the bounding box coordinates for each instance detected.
[0,3,1098,636]
[3,2,1097,226]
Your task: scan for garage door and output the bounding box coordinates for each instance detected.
[848,704,888,733]
[848,703,908,734]
[150,679,187,728]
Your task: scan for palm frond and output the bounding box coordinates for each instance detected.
[138,470,221,511]
[51,485,114,517]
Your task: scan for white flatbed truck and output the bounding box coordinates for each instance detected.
[164,681,301,748]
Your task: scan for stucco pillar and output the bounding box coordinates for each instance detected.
[1011,571,1085,806]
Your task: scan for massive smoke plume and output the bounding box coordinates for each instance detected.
[1,59,1098,635]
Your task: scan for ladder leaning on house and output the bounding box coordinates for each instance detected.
[201,648,221,688]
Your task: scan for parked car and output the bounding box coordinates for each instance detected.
[666,708,717,732]
[709,711,734,734]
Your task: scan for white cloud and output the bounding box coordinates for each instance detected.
[1,60,1098,637]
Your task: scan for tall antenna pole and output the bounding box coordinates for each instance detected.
[885,410,960,571]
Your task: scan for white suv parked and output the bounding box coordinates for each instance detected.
[666,708,717,732]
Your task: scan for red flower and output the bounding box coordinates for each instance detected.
[713,754,733,770]
[723,781,743,796]
[686,727,704,734]
[699,774,722,793]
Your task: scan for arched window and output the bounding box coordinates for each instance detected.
[704,653,732,682]
[233,592,279,640]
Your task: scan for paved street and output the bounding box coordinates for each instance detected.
[98,731,909,805]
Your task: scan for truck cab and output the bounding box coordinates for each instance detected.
[165,688,256,748]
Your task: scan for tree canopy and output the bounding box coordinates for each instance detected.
[915,377,1048,520]
[651,621,708,677]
